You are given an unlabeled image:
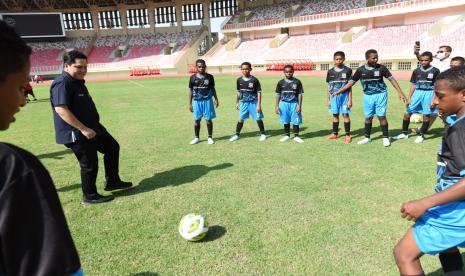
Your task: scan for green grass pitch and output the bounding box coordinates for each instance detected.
[1,74,456,275]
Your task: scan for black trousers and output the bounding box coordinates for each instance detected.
[66,131,120,198]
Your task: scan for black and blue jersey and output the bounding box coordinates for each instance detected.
[237,76,262,102]
[436,115,465,192]
[275,78,304,102]
[326,66,352,94]
[189,73,215,100]
[410,66,440,91]
[350,64,392,95]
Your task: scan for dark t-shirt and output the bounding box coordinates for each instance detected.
[437,116,465,186]
[275,78,304,102]
[236,76,262,102]
[410,66,440,91]
[0,143,81,275]
[326,66,352,94]
[350,64,393,95]
[189,73,215,100]
[50,72,105,144]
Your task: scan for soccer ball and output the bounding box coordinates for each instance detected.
[178,214,209,241]
[410,113,423,123]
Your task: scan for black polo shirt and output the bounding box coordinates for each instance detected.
[50,72,105,144]
[0,142,81,275]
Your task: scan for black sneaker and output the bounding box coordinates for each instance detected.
[82,194,114,204]
[104,181,133,191]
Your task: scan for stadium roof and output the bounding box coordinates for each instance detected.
[0,0,175,11]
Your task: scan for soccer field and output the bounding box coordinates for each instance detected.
[1,74,453,275]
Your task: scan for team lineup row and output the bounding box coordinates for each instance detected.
[188,49,458,147]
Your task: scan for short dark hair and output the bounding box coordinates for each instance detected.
[195,59,206,66]
[365,49,378,59]
[451,56,465,66]
[439,45,452,53]
[420,51,433,60]
[241,62,252,68]
[284,65,294,71]
[333,51,345,59]
[63,50,87,65]
[0,20,32,82]
[436,66,465,92]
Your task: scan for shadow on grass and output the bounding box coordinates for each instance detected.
[214,127,307,141]
[56,183,81,193]
[131,272,158,276]
[201,225,226,242]
[426,252,465,275]
[26,98,50,104]
[37,149,72,160]
[113,163,234,197]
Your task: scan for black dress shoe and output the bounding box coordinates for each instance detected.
[104,181,133,191]
[82,194,114,204]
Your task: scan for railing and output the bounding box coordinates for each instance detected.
[30,65,62,74]
[222,0,459,31]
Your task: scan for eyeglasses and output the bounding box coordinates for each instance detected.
[437,51,444,53]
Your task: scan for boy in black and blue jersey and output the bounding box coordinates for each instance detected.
[333,49,407,147]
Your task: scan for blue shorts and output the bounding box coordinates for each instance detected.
[193,98,216,121]
[329,91,350,115]
[363,92,387,118]
[406,90,437,115]
[279,101,302,125]
[414,199,465,255]
[239,100,264,121]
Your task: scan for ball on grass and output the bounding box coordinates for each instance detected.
[178,214,209,241]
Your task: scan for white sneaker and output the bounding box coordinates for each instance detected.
[383,137,391,147]
[393,133,408,140]
[259,134,267,142]
[190,137,200,145]
[280,136,290,142]
[229,135,240,142]
[357,137,371,145]
[414,136,425,143]
[293,136,304,143]
[207,137,215,145]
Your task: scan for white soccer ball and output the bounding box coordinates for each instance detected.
[410,113,423,123]
[178,214,209,241]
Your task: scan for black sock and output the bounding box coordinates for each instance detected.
[364,122,372,138]
[381,123,389,138]
[194,122,200,138]
[207,121,213,138]
[402,119,410,134]
[344,122,351,136]
[419,121,430,137]
[257,120,265,135]
[293,125,300,137]
[332,122,339,135]
[236,121,244,136]
[439,251,463,274]
[284,124,290,136]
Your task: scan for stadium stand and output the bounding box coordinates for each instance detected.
[340,23,433,59]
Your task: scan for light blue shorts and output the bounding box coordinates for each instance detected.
[414,199,465,255]
[329,91,350,115]
[363,92,387,118]
[239,100,264,121]
[193,98,216,121]
[279,100,302,125]
[406,89,437,115]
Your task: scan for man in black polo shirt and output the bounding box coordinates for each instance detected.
[0,20,83,276]
[51,50,132,204]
